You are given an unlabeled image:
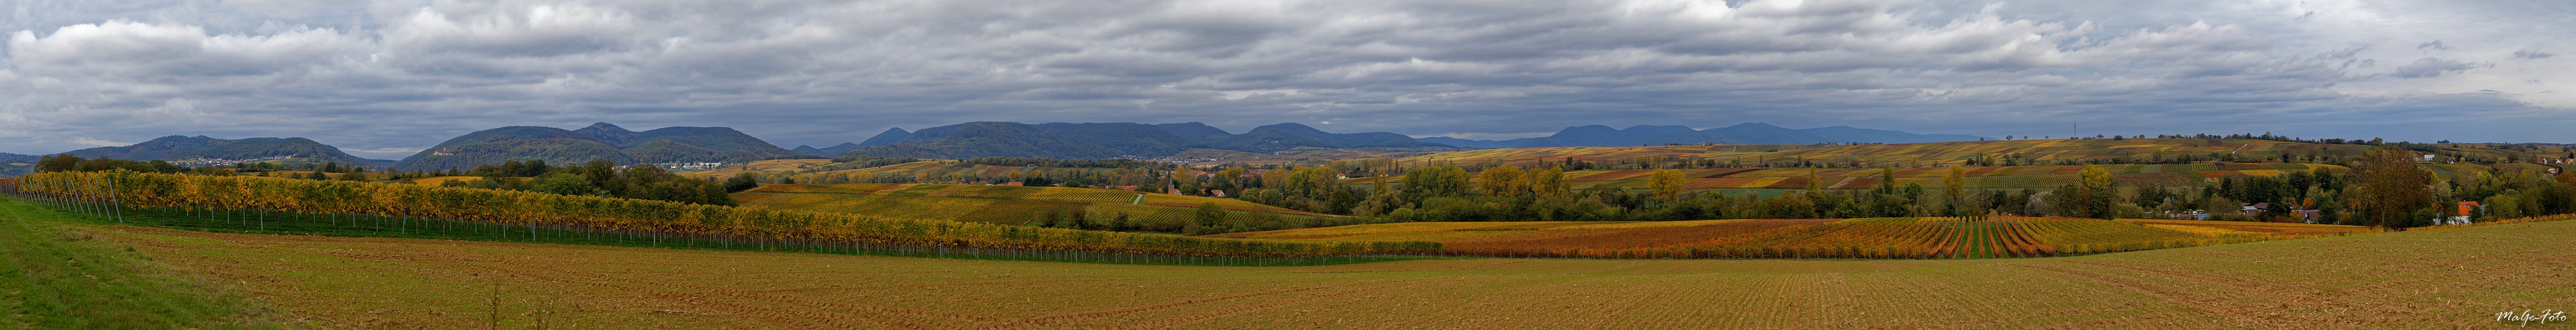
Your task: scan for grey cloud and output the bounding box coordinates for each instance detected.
[3,0,2573,156]
[2388,57,2474,79]
[2417,40,2447,50]
[2514,50,2555,59]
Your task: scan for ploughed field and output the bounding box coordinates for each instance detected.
[73,211,2576,328]
[1209,217,2376,259]
[733,183,1336,224]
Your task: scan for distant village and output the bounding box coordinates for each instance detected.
[647,162,729,171]
[165,156,298,167]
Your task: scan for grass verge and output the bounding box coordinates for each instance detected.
[0,197,288,329]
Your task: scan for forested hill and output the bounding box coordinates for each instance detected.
[839,121,1461,159]
[60,135,387,167]
[0,153,36,177]
[394,123,797,171]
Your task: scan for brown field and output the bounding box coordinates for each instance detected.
[1218,217,2374,259]
[81,216,2576,328]
[2120,218,2382,235]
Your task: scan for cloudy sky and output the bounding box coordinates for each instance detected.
[3,0,2570,158]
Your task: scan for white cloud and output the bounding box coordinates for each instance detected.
[9,20,369,78]
[69,137,131,147]
[344,147,425,158]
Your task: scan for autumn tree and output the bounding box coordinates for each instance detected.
[1649,169,1687,201]
[1529,166,1570,199]
[1479,166,1528,197]
[2351,146,2435,229]
[1944,165,1968,216]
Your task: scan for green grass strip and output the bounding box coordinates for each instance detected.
[0,197,286,329]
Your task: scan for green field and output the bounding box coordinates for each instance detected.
[17,196,2569,328]
[0,199,287,329]
[736,183,1341,226]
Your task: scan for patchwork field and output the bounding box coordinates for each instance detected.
[1393,145,1783,168]
[1506,162,2341,191]
[735,183,1337,225]
[679,159,1152,185]
[1211,217,2376,259]
[50,202,2576,328]
[1747,138,2377,166]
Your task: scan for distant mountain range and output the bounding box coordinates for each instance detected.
[1417,123,1987,148]
[394,123,799,171]
[61,135,390,167]
[4,121,1982,177]
[788,127,911,156]
[817,121,1458,159]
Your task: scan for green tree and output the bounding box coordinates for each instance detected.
[1401,166,1471,200]
[533,174,595,196]
[723,173,761,193]
[35,154,81,172]
[1193,202,1228,234]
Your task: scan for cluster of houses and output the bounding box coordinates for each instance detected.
[647,162,729,171]
[2156,201,2487,226]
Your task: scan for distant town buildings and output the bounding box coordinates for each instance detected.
[650,162,729,171]
[166,156,297,167]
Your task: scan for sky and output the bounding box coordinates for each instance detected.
[3,0,2571,159]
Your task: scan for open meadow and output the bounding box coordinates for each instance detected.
[15,197,2569,329]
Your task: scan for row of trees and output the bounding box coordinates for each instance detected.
[1193,145,2565,230]
[13,171,1438,257]
[441,160,737,206]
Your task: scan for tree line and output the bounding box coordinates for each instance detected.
[1175,145,2571,230]
[13,171,1439,257]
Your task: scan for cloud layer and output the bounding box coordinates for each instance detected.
[4,0,2572,158]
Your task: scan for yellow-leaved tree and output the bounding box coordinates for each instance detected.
[1649,169,1687,201]
[1479,166,1527,197]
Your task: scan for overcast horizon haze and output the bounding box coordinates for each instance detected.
[5,0,2571,159]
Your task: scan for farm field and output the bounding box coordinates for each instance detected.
[50,199,2576,328]
[1446,162,2343,191]
[735,183,1338,225]
[1746,138,2376,166]
[1159,147,1425,166]
[1391,145,1784,168]
[400,176,480,186]
[1211,217,2377,259]
[1375,139,2569,191]
[679,159,1151,185]
[670,158,840,180]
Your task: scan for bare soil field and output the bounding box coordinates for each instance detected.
[85,218,2576,329]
